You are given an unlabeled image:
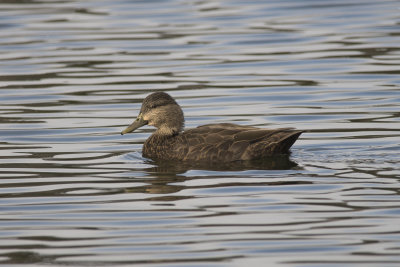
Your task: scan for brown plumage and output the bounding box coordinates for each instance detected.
[121,92,302,162]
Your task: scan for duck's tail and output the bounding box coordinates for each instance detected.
[243,130,303,160]
[272,130,303,154]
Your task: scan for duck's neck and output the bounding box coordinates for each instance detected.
[155,125,181,136]
[143,130,178,159]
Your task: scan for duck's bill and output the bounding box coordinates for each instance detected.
[121,115,148,135]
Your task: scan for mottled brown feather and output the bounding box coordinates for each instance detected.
[142,124,303,162]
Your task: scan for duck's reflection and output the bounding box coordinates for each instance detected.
[146,154,299,174]
[124,155,302,196]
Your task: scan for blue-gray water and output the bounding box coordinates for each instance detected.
[1,0,400,266]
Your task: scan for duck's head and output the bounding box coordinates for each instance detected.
[121,92,184,136]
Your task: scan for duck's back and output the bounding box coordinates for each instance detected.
[145,123,302,162]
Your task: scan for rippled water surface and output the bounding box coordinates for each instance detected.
[1,0,400,266]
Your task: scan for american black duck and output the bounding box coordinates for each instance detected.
[121,92,302,162]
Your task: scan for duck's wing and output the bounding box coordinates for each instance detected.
[176,124,302,161]
[195,123,259,131]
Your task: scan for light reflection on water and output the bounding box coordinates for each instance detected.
[1,0,400,266]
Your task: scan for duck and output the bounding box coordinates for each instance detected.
[121,92,302,162]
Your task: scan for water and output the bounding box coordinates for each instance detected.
[1,0,400,266]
